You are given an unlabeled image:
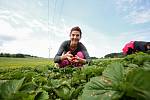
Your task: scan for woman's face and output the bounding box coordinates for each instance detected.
[70,31,81,45]
[147,45,150,50]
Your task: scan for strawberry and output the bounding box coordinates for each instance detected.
[71,57,77,62]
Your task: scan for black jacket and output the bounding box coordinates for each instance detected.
[134,41,147,51]
[54,40,91,63]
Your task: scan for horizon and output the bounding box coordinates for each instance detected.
[0,52,124,58]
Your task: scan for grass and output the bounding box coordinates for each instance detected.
[0,57,54,68]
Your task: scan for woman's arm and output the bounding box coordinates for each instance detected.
[79,43,91,64]
[78,57,86,64]
[54,41,66,63]
[54,40,73,63]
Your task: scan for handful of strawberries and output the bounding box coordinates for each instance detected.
[71,56,79,62]
[66,51,80,63]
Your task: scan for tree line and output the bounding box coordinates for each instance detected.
[0,53,37,58]
[104,52,125,58]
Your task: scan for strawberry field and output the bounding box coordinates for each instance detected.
[0,52,150,100]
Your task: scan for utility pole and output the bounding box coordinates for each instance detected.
[48,48,50,58]
[48,48,52,59]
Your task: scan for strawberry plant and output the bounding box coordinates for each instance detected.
[81,62,150,100]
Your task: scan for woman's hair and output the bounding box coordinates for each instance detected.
[146,42,150,46]
[70,26,82,37]
[127,47,134,55]
[144,42,150,51]
[146,42,150,50]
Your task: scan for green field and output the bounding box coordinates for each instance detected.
[0,57,54,68]
[0,53,150,100]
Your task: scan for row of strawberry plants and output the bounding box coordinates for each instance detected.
[0,52,149,100]
[0,63,106,99]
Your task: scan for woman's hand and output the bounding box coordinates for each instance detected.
[74,55,86,64]
[66,51,73,61]
[61,51,73,61]
[71,56,79,63]
[61,51,86,64]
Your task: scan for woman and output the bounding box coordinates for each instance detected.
[54,26,91,68]
[122,41,150,55]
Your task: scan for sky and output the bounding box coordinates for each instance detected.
[0,0,150,58]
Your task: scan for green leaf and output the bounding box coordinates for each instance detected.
[11,92,35,100]
[35,90,49,100]
[143,62,150,70]
[133,53,150,65]
[126,69,150,100]
[71,86,83,99]
[81,76,123,100]
[0,77,25,99]
[19,82,37,93]
[0,80,8,84]
[81,62,125,100]
[103,62,124,85]
[54,85,71,100]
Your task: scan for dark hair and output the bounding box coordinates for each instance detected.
[127,48,134,55]
[146,42,150,46]
[144,42,150,47]
[145,42,150,50]
[70,26,82,37]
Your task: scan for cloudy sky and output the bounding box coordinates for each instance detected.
[0,0,150,58]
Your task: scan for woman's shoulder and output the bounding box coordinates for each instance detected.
[61,40,70,46]
[62,40,70,44]
[78,41,84,45]
[78,42,86,48]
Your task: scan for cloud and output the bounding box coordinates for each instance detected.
[0,34,16,46]
[0,8,70,58]
[38,1,43,7]
[0,35,16,46]
[0,35,16,41]
[114,28,150,53]
[116,0,150,24]
[125,10,150,24]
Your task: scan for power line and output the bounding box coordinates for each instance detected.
[59,0,64,20]
[52,0,57,25]
[48,0,50,58]
[48,0,58,58]
[48,0,64,58]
